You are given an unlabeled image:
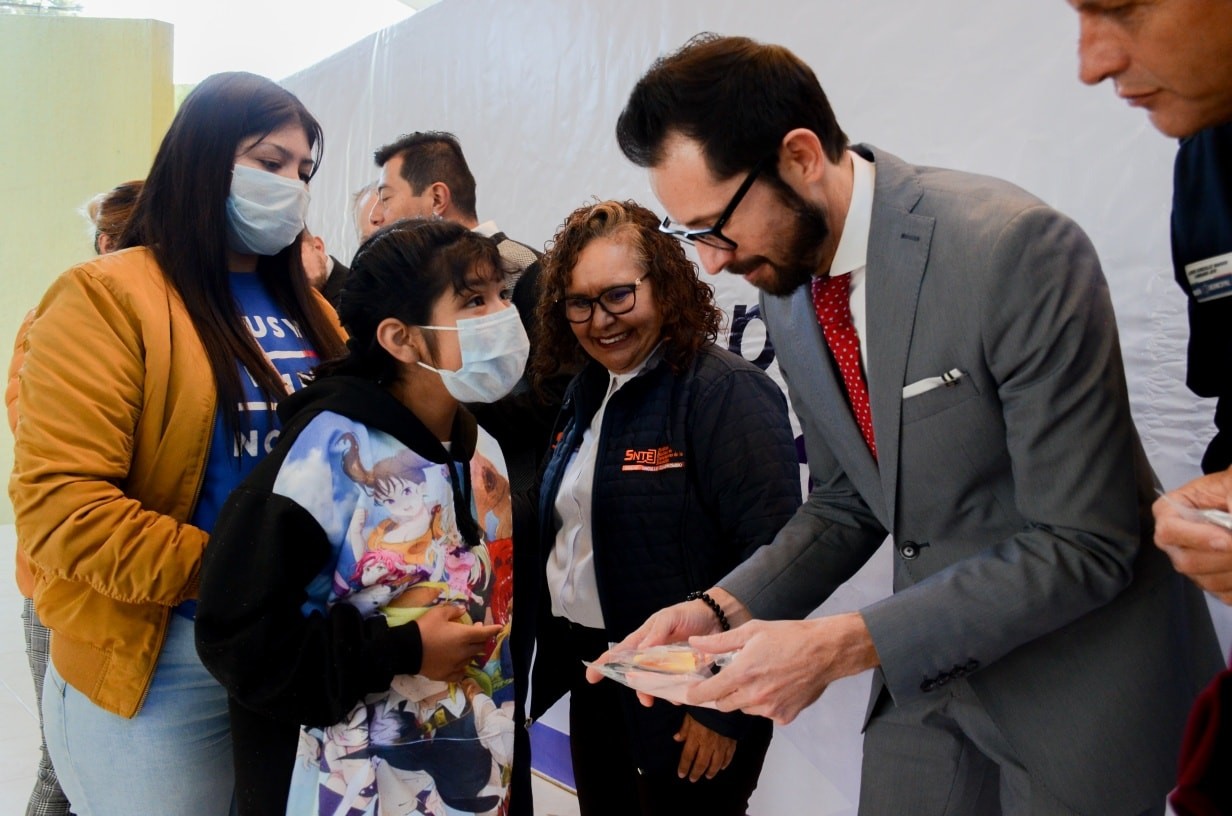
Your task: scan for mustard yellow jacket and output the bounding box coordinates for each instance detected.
[7,308,36,599]
[9,246,340,717]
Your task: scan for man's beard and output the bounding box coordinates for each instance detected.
[724,183,830,296]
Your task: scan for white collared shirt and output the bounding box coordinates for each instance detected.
[547,359,652,628]
[472,220,501,238]
[825,150,875,369]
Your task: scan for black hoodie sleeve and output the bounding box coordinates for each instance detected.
[195,484,423,729]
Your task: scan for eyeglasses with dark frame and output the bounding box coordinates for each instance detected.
[657,156,770,251]
[559,274,650,324]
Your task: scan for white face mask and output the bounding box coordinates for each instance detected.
[225,164,310,256]
[417,306,530,403]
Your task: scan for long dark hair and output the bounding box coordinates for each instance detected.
[315,218,503,384]
[118,71,345,432]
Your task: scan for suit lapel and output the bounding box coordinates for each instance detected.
[768,287,887,524]
[860,146,935,534]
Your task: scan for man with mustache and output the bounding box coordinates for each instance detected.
[600,33,1222,815]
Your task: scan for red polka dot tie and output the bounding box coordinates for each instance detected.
[812,272,877,460]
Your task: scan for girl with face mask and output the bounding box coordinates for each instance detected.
[196,219,527,816]
[10,73,345,814]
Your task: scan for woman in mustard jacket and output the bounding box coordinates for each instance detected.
[7,178,142,816]
[9,72,344,814]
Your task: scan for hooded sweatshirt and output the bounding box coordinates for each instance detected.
[196,375,516,816]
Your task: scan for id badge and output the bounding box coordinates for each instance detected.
[1185,251,1232,303]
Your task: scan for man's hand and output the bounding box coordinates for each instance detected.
[584,589,750,697]
[674,714,736,782]
[684,612,879,725]
[1155,469,1232,604]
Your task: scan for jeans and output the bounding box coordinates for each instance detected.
[42,614,235,815]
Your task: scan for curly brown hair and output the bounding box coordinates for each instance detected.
[530,199,722,389]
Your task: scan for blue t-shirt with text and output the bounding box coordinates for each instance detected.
[180,272,319,617]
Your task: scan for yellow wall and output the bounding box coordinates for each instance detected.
[0,16,173,523]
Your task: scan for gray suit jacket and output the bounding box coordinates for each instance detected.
[720,145,1222,814]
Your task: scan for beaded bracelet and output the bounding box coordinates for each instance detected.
[686,590,731,632]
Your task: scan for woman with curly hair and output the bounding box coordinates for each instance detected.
[525,199,801,815]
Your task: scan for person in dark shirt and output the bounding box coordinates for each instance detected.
[528,199,799,816]
[1070,3,1232,812]
[1069,0,1232,589]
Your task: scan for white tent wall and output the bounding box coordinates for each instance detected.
[283,2,1232,812]
[282,0,1211,493]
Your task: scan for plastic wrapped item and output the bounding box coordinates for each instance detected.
[584,644,735,707]
[1158,492,1232,538]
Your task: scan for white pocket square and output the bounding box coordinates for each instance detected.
[902,368,965,399]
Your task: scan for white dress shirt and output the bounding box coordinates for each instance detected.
[826,150,876,369]
[546,358,653,628]
[472,220,501,238]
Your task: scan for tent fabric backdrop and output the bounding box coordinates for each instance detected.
[283,2,1232,812]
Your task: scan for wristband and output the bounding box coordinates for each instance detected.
[686,590,730,632]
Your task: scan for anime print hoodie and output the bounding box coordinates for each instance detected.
[197,376,516,816]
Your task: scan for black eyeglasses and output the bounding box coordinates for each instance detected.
[658,157,770,251]
[560,275,649,323]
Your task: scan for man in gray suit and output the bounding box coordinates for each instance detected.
[600,33,1223,814]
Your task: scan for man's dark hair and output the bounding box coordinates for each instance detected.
[373,131,478,221]
[616,33,848,181]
